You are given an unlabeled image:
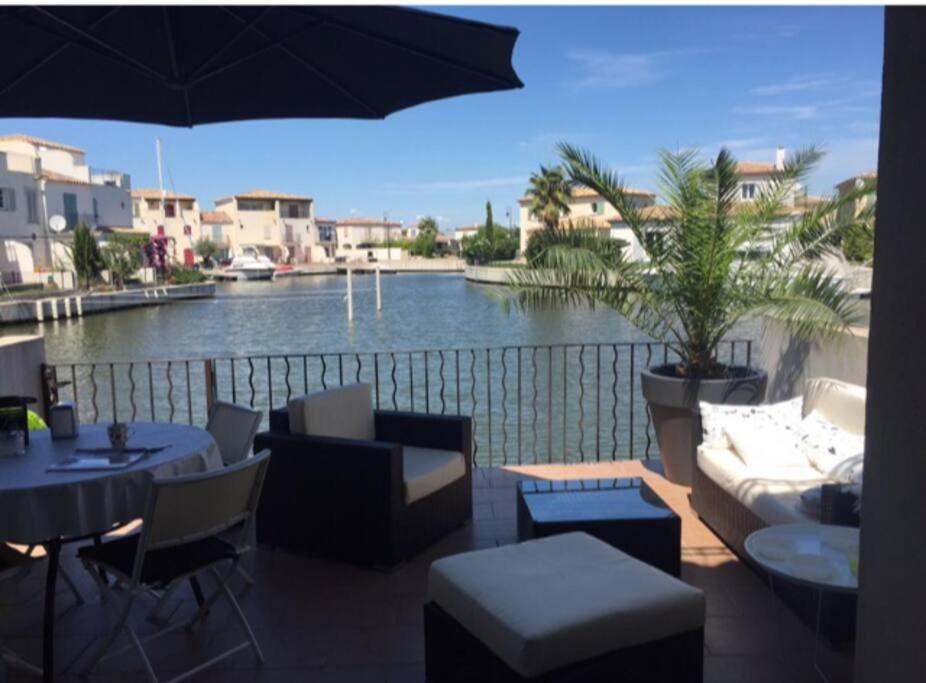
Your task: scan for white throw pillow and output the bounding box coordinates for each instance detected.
[724,420,807,468]
[699,397,802,449]
[799,411,865,478]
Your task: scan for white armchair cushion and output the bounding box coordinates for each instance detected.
[799,411,865,478]
[700,397,801,449]
[724,421,806,469]
[403,446,466,504]
[287,383,375,441]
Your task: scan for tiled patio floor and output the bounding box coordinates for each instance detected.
[2,461,853,682]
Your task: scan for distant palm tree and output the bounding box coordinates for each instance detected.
[526,165,572,231]
[514,143,875,378]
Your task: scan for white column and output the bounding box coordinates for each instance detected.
[63,297,72,318]
[375,265,382,311]
[35,300,44,322]
[49,298,58,320]
[75,296,83,317]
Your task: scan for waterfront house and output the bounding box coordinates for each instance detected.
[453,223,481,243]
[837,171,878,225]
[335,216,405,261]
[199,210,235,264]
[131,189,201,267]
[0,134,132,285]
[518,184,656,254]
[214,190,321,264]
[314,217,338,261]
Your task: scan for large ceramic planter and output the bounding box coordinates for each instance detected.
[641,364,767,486]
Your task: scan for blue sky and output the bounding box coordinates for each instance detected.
[4,5,884,230]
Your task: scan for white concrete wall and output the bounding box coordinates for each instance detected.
[0,335,47,418]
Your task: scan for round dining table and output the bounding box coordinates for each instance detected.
[0,422,223,682]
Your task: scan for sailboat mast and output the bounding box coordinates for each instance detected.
[156,137,165,210]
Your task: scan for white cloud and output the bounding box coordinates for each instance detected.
[751,73,835,96]
[716,137,770,150]
[384,176,526,192]
[734,104,821,120]
[565,49,701,89]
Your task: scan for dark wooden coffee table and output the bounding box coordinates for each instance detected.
[517,478,681,576]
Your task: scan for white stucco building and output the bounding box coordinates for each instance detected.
[131,189,201,266]
[518,185,656,254]
[334,217,406,261]
[0,134,132,284]
[214,190,323,264]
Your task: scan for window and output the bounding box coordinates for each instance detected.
[741,183,757,200]
[0,187,15,212]
[591,201,605,215]
[180,200,194,211]
[25,189,38,224]
[132,200,140,218]
[212,225,223,242]
[239,201,270,212]
[183,225,192,236]
[164,202,176,218]
[146,199,159,210]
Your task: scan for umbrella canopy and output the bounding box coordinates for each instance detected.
[0,5,522,126]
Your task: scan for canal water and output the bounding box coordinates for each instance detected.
[6,274,759,465]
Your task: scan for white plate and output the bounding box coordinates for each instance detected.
[786,553,838,582]
[753,536,797,562]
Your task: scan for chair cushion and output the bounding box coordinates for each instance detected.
[78,533,237,587]
[287,383,375,441]
[802,377,866,435]
[403,446,466,504]
[724,420,807,469]
[697,446,827,525]
[700,397,801,450]
[427,532,705,678]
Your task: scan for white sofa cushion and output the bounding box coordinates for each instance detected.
[403,446,466,504]
[428,532,705,678]
[802,377,867,435]
[799,411,865,478]
[724,421,806,469]
[287,383,375,441]
[698,447,827,526]
[700,397,801,449]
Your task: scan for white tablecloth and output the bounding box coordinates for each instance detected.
[0,422,222,543]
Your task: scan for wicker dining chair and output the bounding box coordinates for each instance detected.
[77,450,271,682]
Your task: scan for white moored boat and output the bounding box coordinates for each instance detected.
[225,246,275,281]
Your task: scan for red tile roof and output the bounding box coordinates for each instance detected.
[132,188,197,201]
[737,161,777,175]
[200,211,233,224]
[0,134,85,154]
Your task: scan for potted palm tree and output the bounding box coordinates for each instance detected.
[515,144,872,485]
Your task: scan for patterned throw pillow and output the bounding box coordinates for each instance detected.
[699,397,802,449]
[799,411,865,479]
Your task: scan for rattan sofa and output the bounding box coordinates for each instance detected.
[691,377,863,645]
[253,384,472,568]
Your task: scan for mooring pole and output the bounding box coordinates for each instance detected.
[375,265,382,311]
[346,267,354,322]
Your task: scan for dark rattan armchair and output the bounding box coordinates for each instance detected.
[253,384,472,568]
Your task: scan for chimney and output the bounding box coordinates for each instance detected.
[775,146,786,171]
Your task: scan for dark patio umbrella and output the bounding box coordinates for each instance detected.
[0,5,522,126]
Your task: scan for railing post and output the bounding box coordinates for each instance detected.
[204,359,217,417]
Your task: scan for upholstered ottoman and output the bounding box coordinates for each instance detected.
[424,532,705,682]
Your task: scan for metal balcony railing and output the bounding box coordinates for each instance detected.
[43,339,752,466]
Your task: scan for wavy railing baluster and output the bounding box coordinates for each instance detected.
[230,359,237,404]
[578,345,585,462]
[374,354,380,409]
[128,363,137,421]
[355,354,362,384]
[516,347,522,465]
[148,363,156,420]
[90,364,99,423]
[644,343,653,459]
[611,345,619,460]
[531,347,538,464]
[247,358,255,408]
[595,345,601,461]
[266,357,274,410]
[284,357,292,401]
[500,347,508,465]
[303,356,308,393]
[470,349,478,463]
[486,348,493,467]
[70,365,79,417]
[391,352,398,409]
[109,363,117,423]
[424,352,430,414]
[166,361,175,422]
[320,355,328,390]
[338,353,344,386]
[438,350,445,415]
[408,352,415,411]
[547,346,553,464]
[455,350,461,413]
[185,361,193,424]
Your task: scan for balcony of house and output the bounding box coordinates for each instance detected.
[89,168,131,191]
[8,330,861,683]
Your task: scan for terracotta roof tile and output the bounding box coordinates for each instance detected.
[0,134,85,154]
[336,217,402,227]
[234,189,312,201]
[40,170,89,186]
[519,184,655,204]
[200,211,233,224]
[132,188,197,201]
[737,161,777,175]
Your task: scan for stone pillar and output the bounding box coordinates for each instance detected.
[855,7,926,681]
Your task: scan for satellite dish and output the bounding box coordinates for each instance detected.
[49,215,67,233]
